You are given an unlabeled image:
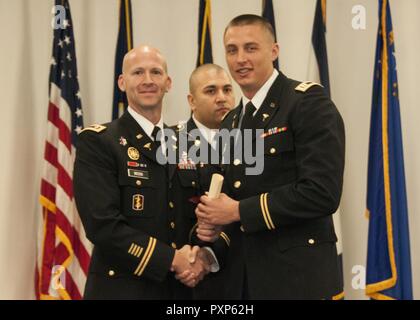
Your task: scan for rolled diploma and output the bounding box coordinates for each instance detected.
[207,173,224,199]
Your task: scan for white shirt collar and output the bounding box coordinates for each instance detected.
[128,106,164,141]
[192,115,218,148]
[242,69,279,115]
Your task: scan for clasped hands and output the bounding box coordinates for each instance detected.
[171,245,214,287]
[171,193,239,287]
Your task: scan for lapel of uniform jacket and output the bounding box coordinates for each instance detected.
[119,111,160,164]
[166,123,179,181]
[252,72,288,140]
[230,105,242,130]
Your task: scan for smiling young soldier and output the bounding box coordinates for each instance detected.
[195,15,345,299]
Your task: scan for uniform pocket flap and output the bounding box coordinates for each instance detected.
[263,131,294,155]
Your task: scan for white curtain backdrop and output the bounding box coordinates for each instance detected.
[0,0,419,299]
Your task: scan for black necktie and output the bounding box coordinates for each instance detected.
[241,101,256,129]
[151,126,165,160]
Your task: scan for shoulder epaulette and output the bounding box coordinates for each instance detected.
[295,81,323,93]
[221,109,235,122]
[80,124,107,134]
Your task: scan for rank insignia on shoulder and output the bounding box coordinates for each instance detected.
[132,194,144,211]
[119,136,127,146]
[127,147,140,160]
[80,124,106,134]
[295,81,322,92]
[261,126,288,138]
[143,143,152,151]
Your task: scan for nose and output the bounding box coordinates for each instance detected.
[215,89,227,103]
[236,48,247,64]
[142,71,153,84]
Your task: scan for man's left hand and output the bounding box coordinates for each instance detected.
[195,193,240,225]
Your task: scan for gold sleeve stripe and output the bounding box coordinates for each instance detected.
[133,246,141,257]
[134,238,152,275]
[332,291,345,300]
[260,193,273,230]
[136,238,156,276]
[128,243,135,254]
[220,232,230,246]
[134,237,155,276]
[136,247,143,258]
[263,193,275,230]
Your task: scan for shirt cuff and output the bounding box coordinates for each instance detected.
[202,247,220,272]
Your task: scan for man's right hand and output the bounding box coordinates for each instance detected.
[171,245,210,287]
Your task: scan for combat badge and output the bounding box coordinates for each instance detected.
[128,147,140,160]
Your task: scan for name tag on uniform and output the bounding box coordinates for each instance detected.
[127,169,149,179]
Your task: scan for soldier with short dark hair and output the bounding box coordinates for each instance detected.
[196,15,345,300]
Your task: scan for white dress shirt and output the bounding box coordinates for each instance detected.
[128,106,166,154]
[192,115,219,150]
[241,68,279,116]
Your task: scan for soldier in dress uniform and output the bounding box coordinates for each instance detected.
[169,64,236,299]
[73,45,209,299]
[195,15,345,299]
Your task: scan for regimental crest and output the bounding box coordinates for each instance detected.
[119,136,128,146]
[132,194,144,211]
[127,147,140,160]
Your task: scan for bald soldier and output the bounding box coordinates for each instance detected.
[169,64,235,299]
[74,45,210,299]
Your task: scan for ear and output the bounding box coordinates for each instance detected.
[118,75,126,92]
[165,76,172,92]
[271,43,280,62]
[187,94,196,113]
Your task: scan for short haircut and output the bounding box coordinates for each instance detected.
[224,14,276,41]
[189,63,229,94]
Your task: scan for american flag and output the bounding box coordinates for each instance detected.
[36,0,92,300]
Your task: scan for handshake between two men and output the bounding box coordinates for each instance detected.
[171,191,241,288]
